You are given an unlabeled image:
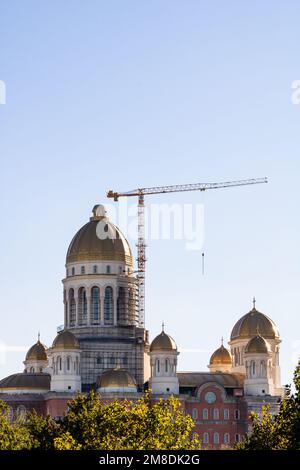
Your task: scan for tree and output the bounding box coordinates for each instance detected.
[0,401,32,450]
[25,410,61,450]
[55,392,200,450]
[236,361,300,450]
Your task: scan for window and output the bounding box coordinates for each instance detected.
[91,286,100,324]
[213,432,219,444]
[235,433,240,443]
[96,356,103,365]
[123,355,128,366]
[17,405,26,419]
[165,359,169,373]
[117,287,126,325]
[30,367,34,373]
[106,265,111,274]
[224,409,230,420]
[78,287,87,325]
[67,356,70,371]
[224,433,230,444]
[81,266,85,274]
[252,361,256,376]
[58,357,62,371]
[119,266,123,274]
[213,408,219,420]
[203,433,209,444]
[110,356,115,366]
[93,265,98,274]
[156,359,160,373]
[66,268,69,277]
[192,408,198,420]
[235,409,240,420]
[104,286,113,325]
[69,289,76,326]
[202,408,208,420]
[72,267,75,276]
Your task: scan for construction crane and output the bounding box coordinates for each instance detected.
[107,177,267,328]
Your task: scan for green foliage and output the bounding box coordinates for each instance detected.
[0,393,200,450]
[236,361,300,450]
[0,401,32,450]
[25,410,61,450]
[57,391,200,450]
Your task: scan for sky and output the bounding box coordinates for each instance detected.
[0,1,300,387]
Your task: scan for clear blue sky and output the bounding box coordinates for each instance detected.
[1,1,300,386]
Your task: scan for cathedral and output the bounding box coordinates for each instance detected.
[0,204,284,449]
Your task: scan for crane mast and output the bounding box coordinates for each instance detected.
[107,177,267,328]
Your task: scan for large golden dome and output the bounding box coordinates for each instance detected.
[150,330,177,352]
[245,335,271,354]
[230,307,279,340]
[25,340,47,361]
[52,330,80,350]
[97,368,137,389]
[209,344,232,365]
[66,204,133,265]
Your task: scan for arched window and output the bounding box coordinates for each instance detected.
[58,356,62,371]
[67,356,71,371]
[91,286,100,324]
[30,367,34,373]
[213,432,219,444]
[104,286,113,325]
[224,409,229,420]
[252,361,256,376]
[93,265,98,274]
[71,267,75,276]
[203,432,209,444]
[165,359,169,373]
[106,265,111,274]
[213,408,219,420]
[17,405,26,420]
[192,408,198,419]
[235,409,240,420]
[78,287,87,325]
[117,287,126,325]
[69,289,76,326]
[128,288,136,324]
[81,266,85,275]
[224,433,230,444]
[203,408,208,420]
[156,359,160,374]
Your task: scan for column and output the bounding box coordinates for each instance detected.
[100,292,104,325]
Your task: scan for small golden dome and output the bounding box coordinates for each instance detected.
[231,306,279,340]
[52,330,80,350]
[66,204,133,265]
[25,340,47,361]
[245,335,271,354]
[97,368,137,389]
[0,373,50,391]
[150,329,177,352]
[209,344,231,365]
